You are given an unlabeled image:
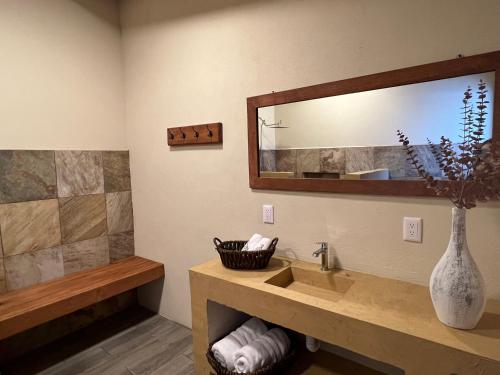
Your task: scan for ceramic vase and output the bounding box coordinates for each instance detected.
[429,207,486,329]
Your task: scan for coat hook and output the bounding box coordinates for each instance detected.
[167,123,221,146]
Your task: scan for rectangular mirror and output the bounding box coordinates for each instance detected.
[258,72,495,181]
[247,51,500,196]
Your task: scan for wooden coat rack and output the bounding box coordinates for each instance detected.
[167,123,223,146]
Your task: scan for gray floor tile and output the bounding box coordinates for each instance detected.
[100,315,166,355]
[38,347,110,375]
[1,307,193,375]
[127,328,192,375]
[149,354,194,375]
[183,345,194,361]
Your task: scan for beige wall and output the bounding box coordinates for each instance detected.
[121,0,500,328]
[0,0,125,150]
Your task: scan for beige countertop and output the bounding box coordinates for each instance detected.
[190,256,500,373]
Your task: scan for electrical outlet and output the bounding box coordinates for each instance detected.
[403,217,422,243]
[263,204,274,224]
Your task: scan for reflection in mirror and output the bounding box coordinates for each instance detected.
[258,72,495,180]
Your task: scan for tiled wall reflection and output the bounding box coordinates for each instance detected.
[261,145,441,179]
[0,150,134,293]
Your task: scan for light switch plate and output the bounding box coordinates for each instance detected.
[263,204,274,224]
[403,217,422,243]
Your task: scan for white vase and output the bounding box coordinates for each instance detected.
[429,207,486,329]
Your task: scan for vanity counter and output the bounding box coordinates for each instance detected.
[190,257,500,374]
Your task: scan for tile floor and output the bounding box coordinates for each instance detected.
[0,306,194,375]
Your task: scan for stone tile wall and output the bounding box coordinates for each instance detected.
[261,145,442,179]
[0,150,134,293]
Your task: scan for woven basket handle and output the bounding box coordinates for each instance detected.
[213,237,223,248]
[270,237,279,250]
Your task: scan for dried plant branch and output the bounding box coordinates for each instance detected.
[397,80,500,209]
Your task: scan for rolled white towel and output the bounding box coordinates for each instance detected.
[251,237,272,251]
[211,318,267,370]
[238,317,267,343]
[243,235,272,252]
[242,234,263,251]
[212,333,244,369]
[233,328,291,373]
[233,338,269,374]
[266,328,291,358]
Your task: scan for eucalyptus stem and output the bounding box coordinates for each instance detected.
[397,80,500,209]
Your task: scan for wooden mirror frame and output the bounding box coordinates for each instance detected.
[247,51,500,196]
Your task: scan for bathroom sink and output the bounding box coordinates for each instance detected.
[265,267,354,302]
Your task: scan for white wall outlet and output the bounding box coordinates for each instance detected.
[263,204,274,224]
[403,217,422,243]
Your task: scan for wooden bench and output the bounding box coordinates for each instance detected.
[0,256,164,340]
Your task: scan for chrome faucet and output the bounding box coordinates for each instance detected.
[312,242,329,271]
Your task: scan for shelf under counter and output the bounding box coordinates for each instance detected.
[209,349,384,375]
[285,349,384,375]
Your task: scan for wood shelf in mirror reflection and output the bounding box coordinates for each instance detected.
[247,50,500,196]
[260,169,389,180]
[260,171,295,178]
[303,171,341,179]
[342,169,389,180]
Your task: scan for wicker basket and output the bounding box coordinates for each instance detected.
[213,237,279,270]
[206,342,296,375]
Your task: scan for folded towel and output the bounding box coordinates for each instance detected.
[266,328,290,358]
[242,234,272,252]
[238,317,267,343]
[213,333,245,368]
[252,237,272,251]
[242,234,263,251]
[211,318,267,370]
[233,328,291,373]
